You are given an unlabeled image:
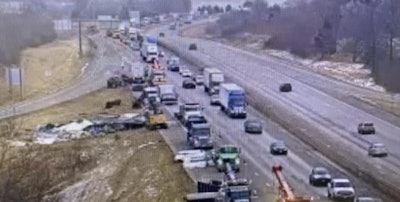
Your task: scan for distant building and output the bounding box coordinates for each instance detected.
[0,1,28,14]
[53,19,72,31]
[97,15,120,30]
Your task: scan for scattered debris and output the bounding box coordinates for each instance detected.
[105,99,122,109]
[34,113,146,144]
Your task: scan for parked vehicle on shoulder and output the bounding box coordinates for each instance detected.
[107,76,123,88]
[358,123,375,134]
[279,83,292,92]
[327,178,355,201]
[244,119,262,134]
[368,143,388,157]
[309,167,332,186]
[270,141,288,155]
[182,79,196,89]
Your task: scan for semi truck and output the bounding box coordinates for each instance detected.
[140,37,158,63]
[187,123,213,149]
[203,68,224,96]
[174,103,203,123]
[158,84,178,105]
[219,83,247,118]
[131,62,146,91]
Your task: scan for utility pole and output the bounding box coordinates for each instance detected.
[79,20,82,57]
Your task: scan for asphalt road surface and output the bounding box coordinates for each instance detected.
[118,39,389,201]
[148,23,400,200]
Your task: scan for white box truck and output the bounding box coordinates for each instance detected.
[140,43,158,63]
[219,83,247,118]
[203,68,224,96]
[158,84,178,105]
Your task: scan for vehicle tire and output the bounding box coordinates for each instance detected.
[204,86,209,93]
[309,179,313,185]
[220,105,224,111]
[162,124,168,129]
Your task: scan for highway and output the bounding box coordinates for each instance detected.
[115,38,388,200]
[0,20,397,201]
[0,34,127,119]
[147,24,400,200]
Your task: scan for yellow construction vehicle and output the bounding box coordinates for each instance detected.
[272,165,311,202]
[144,99,168,130]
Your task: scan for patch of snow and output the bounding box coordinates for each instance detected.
[138,141,157,149]
[55,119,93,132]
[7,140,27,147]
[144,185,159,198]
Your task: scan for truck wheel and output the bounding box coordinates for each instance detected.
[162,124,168,129]
[220,105,225,111]
[204,86,208,93]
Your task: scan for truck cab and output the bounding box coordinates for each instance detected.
[219,83,247,118]
[140,37,158,63]
[158,84,178,105]
[175,103,203,122]
[214,145,241,172]
[187,123,213,149]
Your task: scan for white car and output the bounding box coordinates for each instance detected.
[327,178,355,200]
[194,75,204,85]
[174,150,206,162]
[181,69,193,77]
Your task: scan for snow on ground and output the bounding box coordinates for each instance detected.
[264,48,386,92]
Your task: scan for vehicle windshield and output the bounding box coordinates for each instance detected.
[334,182,352,188]
[230,95,245,106]
[220,147,238,154]
[314,169,328,175]
[192,128,210,136]
[229,190,250,199]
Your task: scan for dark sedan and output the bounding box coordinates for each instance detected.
[270,141,288,155]
[244,119,262,134]
[358,123,375,134]
[182,79,196,89]
[279,83,292,92]
[309,167,332,186]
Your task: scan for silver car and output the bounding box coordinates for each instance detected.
[210,94,220,105]
[368,143,388,157]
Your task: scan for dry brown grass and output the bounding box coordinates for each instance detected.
[0,87,193,202]
[361,96,400,117]
[0,37,89,106]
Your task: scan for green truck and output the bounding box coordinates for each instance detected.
[213,145,241,172]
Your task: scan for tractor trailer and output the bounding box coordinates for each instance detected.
[219,83,247,118]
[203,68,224,96]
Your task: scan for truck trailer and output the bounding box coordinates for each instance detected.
[203,68,224,96]
[140,37,158,63]
[219,83,247,118]
[158,84,178,105]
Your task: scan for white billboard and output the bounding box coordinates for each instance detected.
[129,11,140,25]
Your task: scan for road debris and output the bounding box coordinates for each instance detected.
[34,113,146,144]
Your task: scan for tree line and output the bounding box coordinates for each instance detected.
[0,11,56,66]
[210,0,400,91]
